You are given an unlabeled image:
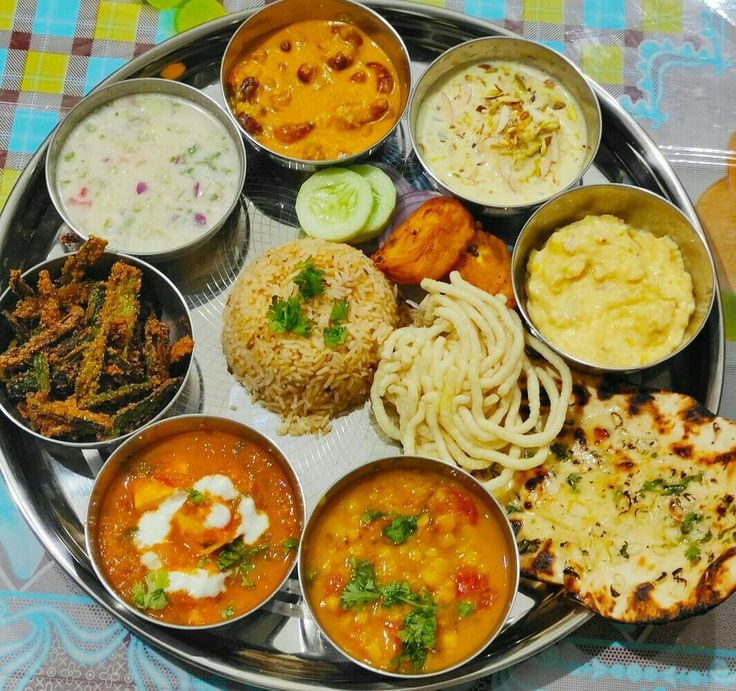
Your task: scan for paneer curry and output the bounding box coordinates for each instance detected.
[95,427,302,626]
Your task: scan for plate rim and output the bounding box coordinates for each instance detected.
[0,2,724,689]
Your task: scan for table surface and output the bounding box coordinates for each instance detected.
[1,0,736,689]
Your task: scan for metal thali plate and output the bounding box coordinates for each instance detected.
[0,2,724,689]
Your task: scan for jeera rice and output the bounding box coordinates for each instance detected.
[222,239,398,435]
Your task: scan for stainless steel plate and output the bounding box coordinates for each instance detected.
[0,3,724,690]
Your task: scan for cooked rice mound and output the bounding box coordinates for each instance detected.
[222,239,398,435]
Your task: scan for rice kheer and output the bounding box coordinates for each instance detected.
[415,60,588,206]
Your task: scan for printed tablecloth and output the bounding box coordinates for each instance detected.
[1,0,735,689]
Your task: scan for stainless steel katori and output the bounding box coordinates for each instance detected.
[220,0,412,171]
[45,78,247,263]
[408,35,602,222]
[0,2,725,689]
[511,183,717,375]
[85,414,306,631]
[298,455,519,678]
[0,250,194,451]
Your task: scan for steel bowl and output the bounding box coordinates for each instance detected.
[0,250,193,451]
[408,36,601,221]
[85,414,305,630]
[220,0,411,171]
[45,78,246,262]
[512,183,717,373]
[298,455,519,678]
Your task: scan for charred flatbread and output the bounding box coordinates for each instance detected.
[500,376,736,623]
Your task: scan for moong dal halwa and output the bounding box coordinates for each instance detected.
[222,239,398,435]
[525,214,695,368]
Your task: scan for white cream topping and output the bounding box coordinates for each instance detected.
[204,503,232,529]
[193,474,239,501]
[134,492,187,549]
[165,569,228,599]
[237,495,269,544]
[140,551,163,571]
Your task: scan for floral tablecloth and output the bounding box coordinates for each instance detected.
[1,0,735,689]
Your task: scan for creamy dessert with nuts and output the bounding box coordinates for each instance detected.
[415,60,588,206]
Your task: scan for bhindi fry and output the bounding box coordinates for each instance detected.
[0,237,193,442]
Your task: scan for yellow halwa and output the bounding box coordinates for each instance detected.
[526,214,695,367]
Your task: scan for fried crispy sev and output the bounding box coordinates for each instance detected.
[451,229,516,308]
[371,197,474,284]
[0,236,192,442]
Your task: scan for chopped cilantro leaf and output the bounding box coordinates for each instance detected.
[641,474,703,496]
[361,508,387,524]
[517,538,541,554]
[396,602,437,670]
[329,299,349,323]
[340,558,380,608]
[380,581,419,608]
[457,601,474,617]
[221,604,236,619]
[566,473,582,491]
[505,502,520,514]
[662,473,704,496]
[283,537,299,553]
[382,515,419,544]
[681,512,703,535]
[267,296,311,336]
[550,443,570,461]
[640,478,664,494]
[131,569,169,611]
[293,257,325,300]
[685,544,700,563]
[185,487,206,504]
[324,324,348,348]
[217,539,266,573]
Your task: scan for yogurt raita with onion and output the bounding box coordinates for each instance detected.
[55,92,242,254]
[415,60,588,207]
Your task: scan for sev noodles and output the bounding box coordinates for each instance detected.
[370,272,572,491]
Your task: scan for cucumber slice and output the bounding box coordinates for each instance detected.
[348,164,397,243]
[295,168,373,242]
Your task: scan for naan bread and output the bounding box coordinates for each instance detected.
[501,376,736,623]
